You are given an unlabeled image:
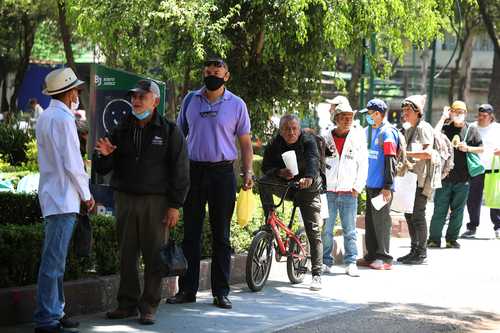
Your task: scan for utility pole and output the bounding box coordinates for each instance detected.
[426,40,437,123]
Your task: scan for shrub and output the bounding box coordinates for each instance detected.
[0,124,32,165]
[0,192,42,225]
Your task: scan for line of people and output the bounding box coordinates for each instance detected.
[32,60,499,333]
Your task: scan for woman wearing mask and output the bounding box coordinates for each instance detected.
[397,95,434,264]
[428,101,483,249]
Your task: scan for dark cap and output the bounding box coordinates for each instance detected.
[203,58,228,70]
[360,98,388,114]
[128,79,160,97]
[478,103,494,114]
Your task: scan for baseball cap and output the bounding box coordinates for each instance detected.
[478,103,494,113]
[326,95,349,106]
[451,100,467,112]
[333,103,354,117]
[360,98,387,114]
[128,79,161,97]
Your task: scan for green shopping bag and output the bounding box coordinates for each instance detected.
[484,156,500,208]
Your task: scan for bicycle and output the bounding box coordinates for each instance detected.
[246,179,310,292]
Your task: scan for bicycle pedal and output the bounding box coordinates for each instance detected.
[297,267,308,274]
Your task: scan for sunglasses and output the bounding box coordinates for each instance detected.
[204,59,226,68]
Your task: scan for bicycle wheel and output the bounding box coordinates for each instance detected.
[246,230,273,292]
[286,227,309,284]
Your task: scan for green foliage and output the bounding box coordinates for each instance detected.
[357,190,367,215]
[0,124,32,165]
[69,0,453,139]
[0,191,42,225]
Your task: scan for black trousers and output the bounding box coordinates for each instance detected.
[179,161,236,297]
[365,188,393,263]
[404,187,428,255]
[466,173,500,231]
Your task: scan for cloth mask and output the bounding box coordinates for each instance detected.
[204,75,225,91]
[366,114,375,126]
[132,109,152,120]
[71,96,79,111]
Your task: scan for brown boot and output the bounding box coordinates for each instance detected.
[106,307,138,319]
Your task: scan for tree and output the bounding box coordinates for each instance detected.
[477,0,500,116]
[70,0,452,138]
[0,0,52,113]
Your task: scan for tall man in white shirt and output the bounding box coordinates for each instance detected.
[34,68,94,333]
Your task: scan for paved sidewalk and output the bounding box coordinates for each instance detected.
[6,204,500,333]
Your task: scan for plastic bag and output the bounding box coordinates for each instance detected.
[236,188,256,227]
[484,156,500,208]
[391,172,418,213]
[159,237,187,277]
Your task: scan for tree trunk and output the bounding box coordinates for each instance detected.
[457,33,475,103]
[490,52,500,118]
[420,48,430,94]
[9,15,37,113]
[348,56,362,110]
[448,33,467,104]
[57,0,90,112]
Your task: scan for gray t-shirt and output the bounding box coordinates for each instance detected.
[405,120,434,187]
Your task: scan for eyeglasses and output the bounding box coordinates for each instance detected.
[199,104,220,118]
[204,59,226,68]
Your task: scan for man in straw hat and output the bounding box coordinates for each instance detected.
[34,67,94,333]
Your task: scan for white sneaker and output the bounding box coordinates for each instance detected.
[322,264,335,274]
[495,230,500,239]
[310,275,322,291]
[345,263,360,277]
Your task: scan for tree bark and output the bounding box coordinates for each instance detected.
[57,0,90,112]
[477,0,500,117]
[9,14,37,113]
[420,48,430,94]
[457,32,475,103]
[348,56,362,110]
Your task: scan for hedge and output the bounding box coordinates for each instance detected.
[0,192,42,225]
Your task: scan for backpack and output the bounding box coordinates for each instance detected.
[178,91,196,136]
[372,124,412,177]
[312,133,328,193]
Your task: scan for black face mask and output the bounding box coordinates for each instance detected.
[204,75,225,91]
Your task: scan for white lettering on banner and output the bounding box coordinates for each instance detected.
[368,149,379,159]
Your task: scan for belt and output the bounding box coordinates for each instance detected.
[190,160,234,167]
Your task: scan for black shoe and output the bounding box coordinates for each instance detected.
[59,315,79,328]
[427,239,441,248]
[402,254,426,265]
[397,248,416,262]
[166,291,196,304]
[35,324,78,333]
[446,240,461,249]
[213,296,232,309]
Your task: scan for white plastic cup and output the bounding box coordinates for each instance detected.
[281,150,299,176]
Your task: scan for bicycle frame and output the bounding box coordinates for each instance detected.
[266,207,307,260]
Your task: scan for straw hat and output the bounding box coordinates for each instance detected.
[42,68,84,96]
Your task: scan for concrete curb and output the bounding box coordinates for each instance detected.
[0,254,246,326]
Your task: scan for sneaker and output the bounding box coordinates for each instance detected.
[322,264,335,274]
[310,275,322,291]
[345,263,360,277]
[397,249,416,262]
[369,259,385,270]
[446,240,461,249]
[495,230,500,239]
[427,239,441,248]
[402,254,426,265]
[460,229,476,239]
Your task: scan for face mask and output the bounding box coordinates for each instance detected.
[454,114,465,124]
[71,96,79,111]
[204,75,225,91]
[366,114,375,126]
[132,109,152,120]
[402,122,412,130]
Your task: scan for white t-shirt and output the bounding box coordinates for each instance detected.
[473,121,500,170]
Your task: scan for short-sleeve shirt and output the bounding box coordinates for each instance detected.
[405,120,434,187]
[366,122,399,189]
[443,123,482,183]
[177,88,251,162]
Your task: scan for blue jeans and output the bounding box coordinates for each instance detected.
[322,192,358,266]
[34,213,76,328]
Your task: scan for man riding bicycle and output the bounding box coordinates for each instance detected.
[260,114,323,291]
